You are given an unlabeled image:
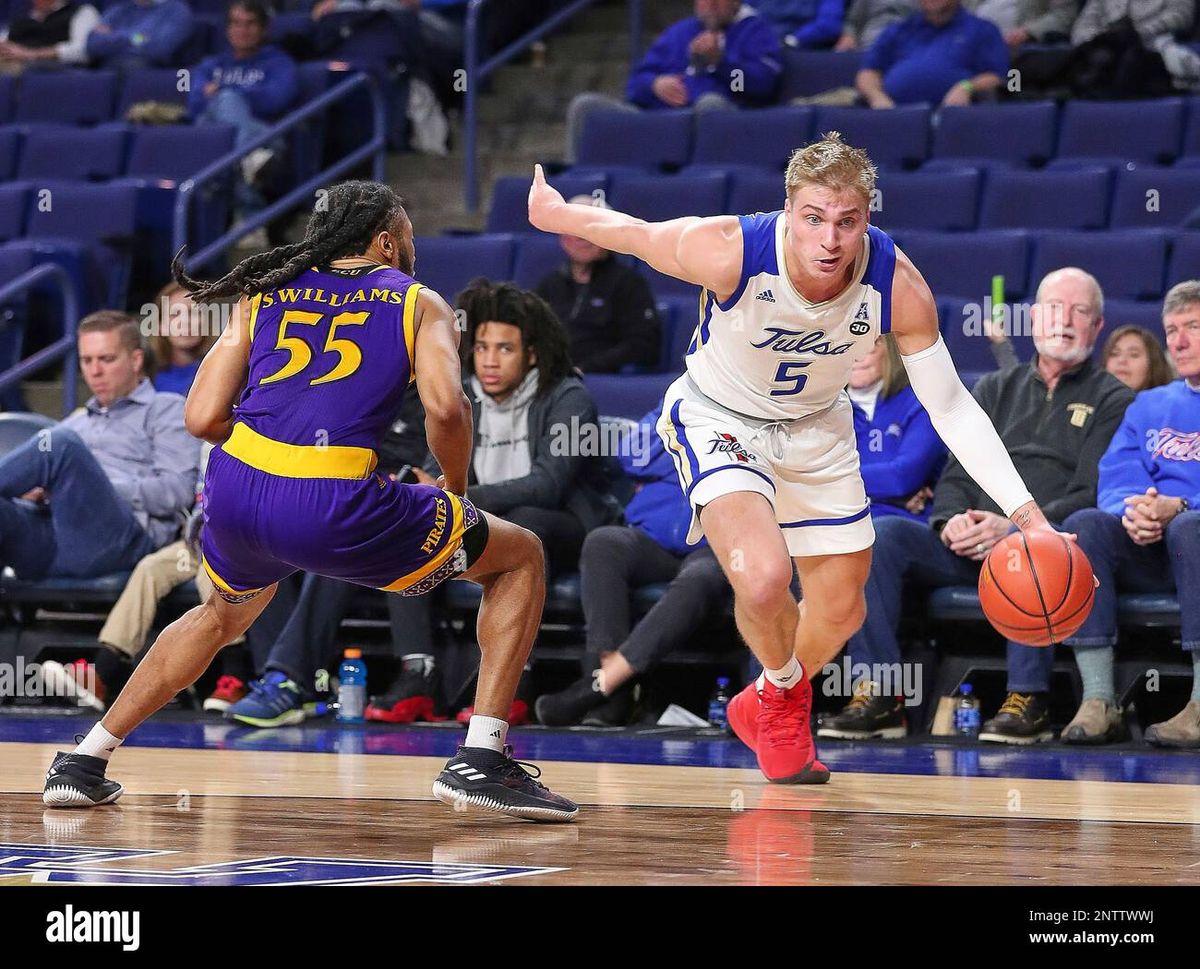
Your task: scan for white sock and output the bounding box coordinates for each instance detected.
[75,723,123,762]
[465,715,508,753]
[759,657,803,691]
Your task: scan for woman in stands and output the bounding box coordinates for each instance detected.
[1101,324,1174,393]
[148,280,218,396]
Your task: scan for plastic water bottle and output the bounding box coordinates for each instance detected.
[953,683,981,739]
[708,676,732,731]
[336,648,367,723]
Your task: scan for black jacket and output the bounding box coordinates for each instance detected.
[930,357,1135,531]
[425,374,621,532]
[536,257,661,373]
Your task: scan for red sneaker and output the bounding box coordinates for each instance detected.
[41,659,106,711]
[455,700,530,727]
[366,694,439,723]
[203,675,247,713]
[728,680,761,752]
[755,677,830,785]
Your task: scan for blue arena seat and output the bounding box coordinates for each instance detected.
[0,183,26,242]
[0,126,20,182]
[124,124,236,182]
[582,372,677,421]
[1110,167,1200,228]
[1167,231,1200,285]
[414,235,515,302]
[691,106,814,172]
[609,172,728,223]
[1057,99,1185,165]
[873,169,980,231]
[940,297,1034,377]
[1030,230,1167,302]
[1101,300,1167,345]
[931,101,1057,167]
[928,585,1181,629]
[779,49,862,99]
[14,70,117,126]
[576,108,693,171]
[486,172,607,234]
[979,168,1110,230]
[116,68,190,116]
[16,125,128,182]
[900,230,1030,301]
[0,411,56,456]
[511,234,564,289]
[727,168,786,215]
[0,75,13,124]
[812,105,930,170]
[660,294,700,371]
[1183,97,1200,158]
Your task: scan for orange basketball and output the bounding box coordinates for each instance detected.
[977,530,1096,646]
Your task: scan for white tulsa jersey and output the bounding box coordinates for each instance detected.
[683,212,897,420]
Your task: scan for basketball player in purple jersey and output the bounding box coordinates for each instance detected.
[43,181,578,822]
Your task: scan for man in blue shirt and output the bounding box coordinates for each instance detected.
[565,0,783,162]
[755,0,846,49]
[856,0,1008,106]
[1060,281,1200,748]
[0,311,199,582]
[85,0,193,68]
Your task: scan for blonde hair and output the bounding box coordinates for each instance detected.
[785,131,877,207]
[1163,279,1200,318]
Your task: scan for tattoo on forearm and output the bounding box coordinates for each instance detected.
[1012,507,1035,530]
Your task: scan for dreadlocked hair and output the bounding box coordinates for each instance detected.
[456,278,573,397]
[172,181,407,303]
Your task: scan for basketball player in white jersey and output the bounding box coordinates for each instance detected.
[528,133,1057,784]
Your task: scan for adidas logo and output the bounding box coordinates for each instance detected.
[490,729,501,739]
[755,289,776,303]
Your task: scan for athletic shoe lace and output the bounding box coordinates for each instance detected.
[497,744,548,791]
[758,685,809,748]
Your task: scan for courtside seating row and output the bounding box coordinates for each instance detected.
[570,98,1200,174]
[490,163,1200,236]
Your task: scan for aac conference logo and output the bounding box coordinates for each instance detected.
[2,843,561,886]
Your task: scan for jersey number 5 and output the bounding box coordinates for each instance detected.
[259,310,369,386]
[770,360,810,397]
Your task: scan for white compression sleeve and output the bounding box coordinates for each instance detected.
[900,335,1034,518]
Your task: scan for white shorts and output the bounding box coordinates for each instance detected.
[656,374,874,558]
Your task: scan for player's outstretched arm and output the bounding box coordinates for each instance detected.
[889,251,1048,534]
[185,296,252,444]
[528,164,742,297]
[413,287,472,496]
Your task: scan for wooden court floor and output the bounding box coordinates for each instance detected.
[3,741,1199,885]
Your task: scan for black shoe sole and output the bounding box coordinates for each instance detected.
[766,763,831,785]
[432,777,578,823]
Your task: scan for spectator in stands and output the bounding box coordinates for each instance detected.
[190,0,298,233]
[535,194,662,374]
[0,311,199,584]
[535,402,732,727]
[0,0,100,69]
[835,0,915,49]
[1060,282,1200,748]
[424,279,619,577]
[1101,324,1175,393]
[965,0,1079,46]
[565,0,783,162]
[849,333,947,523]
[755,0,847,49]
[1062,0,1190,97]
[855,0,1008,107]
[147,281,218,397]
[85,0,194,69]
[822,269,1132,742]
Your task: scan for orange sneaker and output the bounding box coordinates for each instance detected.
[754,677,829,785]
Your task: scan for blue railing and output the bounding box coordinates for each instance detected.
[174,70,388,273]
[0,264,81,416]
[463,0,643,212]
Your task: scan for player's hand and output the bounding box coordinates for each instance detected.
[652,74,689,108]
[411,467,437,486]
[528,163,568,233]
[833,33,858,51]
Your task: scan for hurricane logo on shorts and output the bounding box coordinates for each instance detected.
[707,432,756,463]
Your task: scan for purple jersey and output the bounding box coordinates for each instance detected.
[236,263,421,453]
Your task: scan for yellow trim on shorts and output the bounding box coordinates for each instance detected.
[659,413,693,490]
[380,491,467,592]
[223,422,378,479]
[246,291,264,342]
[403,283,423,385]
[201,556,265,598]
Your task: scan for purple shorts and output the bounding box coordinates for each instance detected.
[200,446,483,603]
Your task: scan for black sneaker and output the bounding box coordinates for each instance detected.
[432,744,578,823]
[979,692,1053,745]
[581,682,638,727]
[43,752,123,808]
[534,670,605,727]
[817,685,907,740]
[366,653,440,723]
